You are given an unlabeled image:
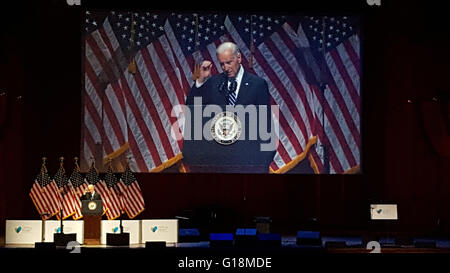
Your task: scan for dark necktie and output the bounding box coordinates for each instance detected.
[227,78,237,105]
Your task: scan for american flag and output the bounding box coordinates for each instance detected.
[84,162,111,216]
[82,11,361,174]
[29,159,61,220]
[53,159,77,220]
[296,16,361,174]
[120,164,145,219]
[82,11,185,173]
[103,163,124,219]
[68,159,86,220]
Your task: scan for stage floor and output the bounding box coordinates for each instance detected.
[2,236,449,271]
[2,235,450,253]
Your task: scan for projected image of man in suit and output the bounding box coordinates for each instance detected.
[185,42,270,106]
[182,42,276,173]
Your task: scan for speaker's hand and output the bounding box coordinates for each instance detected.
[198,60,212,83]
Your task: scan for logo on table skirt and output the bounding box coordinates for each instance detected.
[112,227,119,233]
[15,226,22,233]
[151,226,158,233]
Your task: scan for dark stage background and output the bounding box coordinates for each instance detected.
[1,1,449,237]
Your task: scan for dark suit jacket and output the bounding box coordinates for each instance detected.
[185,70,270,106]
[81,192,102,201]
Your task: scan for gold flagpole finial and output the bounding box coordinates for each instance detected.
[58,157,66,180]
[74,157,81,171]
[41,157,47,173]
[59,157,65,170]
[40,157,47,184]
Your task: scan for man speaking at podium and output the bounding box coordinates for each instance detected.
[81,184,102,201]
[81,184,102,245]
[185,41,270,106]
[183,42,275,173]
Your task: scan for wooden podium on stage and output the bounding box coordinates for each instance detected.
[82,200,103,245]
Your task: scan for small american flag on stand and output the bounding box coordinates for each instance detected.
[84,162,111,216]
[103,161,124,219]
[29,157,61,220]
[69,157,88,220]
[120,163,145,219]
[53,157,77,220]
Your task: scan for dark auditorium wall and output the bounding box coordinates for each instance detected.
[1,1,449,236]
[0,4,27,236]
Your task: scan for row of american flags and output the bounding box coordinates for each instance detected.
[82,11,361,174]
[29,158,145,220]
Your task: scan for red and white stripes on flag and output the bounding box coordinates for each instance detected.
[69,182,84,220]
[103,183,122,220]
[53,164,77,220]
[83,17,129,172]
[70,178,88,220]
[29,165,61,220]
[82,17,184,173]
[120,166,145,219]
[55,182,77,220]
[68,160,88,220]
[103,166,125,220]
[30,181,60,220]
[113,181,127,214]
[294,21,361,174]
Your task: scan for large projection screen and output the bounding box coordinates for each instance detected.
[81,10,361,174]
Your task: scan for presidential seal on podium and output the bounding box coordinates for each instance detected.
[210,111,242,145]
[88,201,97,211]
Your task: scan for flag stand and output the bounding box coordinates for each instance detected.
[106,219,129,246]
[119,207,124,234]
[105,166,129,246]
[118,175,127,235]
[40,212,50,242]
[106,214,129,246]
[54,211,76,246]
[34,213,57,250]
[60,209,64,233]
